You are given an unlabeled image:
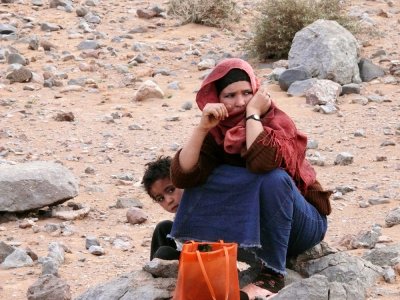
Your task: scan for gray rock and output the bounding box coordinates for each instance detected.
[133,80,164,101]
[27,274,71,300]
[41,23,61,32]
[362,243,400,267]
[32,0,44,6]
[0,241,14,263]
[305,79,342,106]
[306,139,318,150]
[181,101,192,111]
[6,66,32,83]
[272,274,362,300]
[48,242,65,265]
[335,185,356,194]
[307,152,326,166]
[288,242,337,266]
[126,207,148,225]
[341,83,361,95]
[298,252,382,289]
[289,20,361,85]
[39,256,59,276]
[77,40,101,50]
[359,58,385,82]
[354,129,366,137]
[350,225,381,249]
[385,207,400,227]
[382,267,396,284]
[76,270,175,300]
[268,67,286,82]
[0,24,17,36]
[278,66,311,91]
[197,58,216,71]
[84,12,101,24]
[368,198,391,205]
[0,161,79,212]
[76,6,89,17]
[115,198,143,209]
[1,248,34,269]
[7,53,27,65]
[28,36,39,50]
[88,245,104,256]
[334,152,354,166]
[287,78,317,97]
[85,236,100,249]
[318,103,338,114]
[85,0,99,6]
[167,81,180,90]
[49,0,71,8]
[143,258,179,278]
[367,93,385,104]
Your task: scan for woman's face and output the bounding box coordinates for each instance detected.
[218,81,253,115]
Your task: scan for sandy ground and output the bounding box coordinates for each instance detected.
[0,0,399,299]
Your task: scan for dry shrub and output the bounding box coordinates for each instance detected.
[247,0,359,60]
[167,0,238,28]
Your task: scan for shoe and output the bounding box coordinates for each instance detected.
[240,290,249,300]
[252,268,285,293]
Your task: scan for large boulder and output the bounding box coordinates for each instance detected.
[289,19,361,85]
[0,161,78,212]
[76,270,176,300]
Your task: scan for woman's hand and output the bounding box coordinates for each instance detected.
[199,103,229,130]
[246,88,272,116]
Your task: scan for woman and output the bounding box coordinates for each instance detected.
[170,58,332,299]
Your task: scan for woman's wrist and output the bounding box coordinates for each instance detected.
[246,108,261,117]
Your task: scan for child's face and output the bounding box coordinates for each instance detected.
[149,177,183,213]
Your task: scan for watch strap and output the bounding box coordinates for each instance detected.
[246,114,261,121]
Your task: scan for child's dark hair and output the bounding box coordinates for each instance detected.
[142,156,172,196]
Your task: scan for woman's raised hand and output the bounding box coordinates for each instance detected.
[246,88,272,116]
[199,103,229,130]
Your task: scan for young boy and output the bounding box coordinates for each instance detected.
[143,156,250,300]
[142,156,183,260]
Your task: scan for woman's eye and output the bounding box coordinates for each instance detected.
[167,187,175,194]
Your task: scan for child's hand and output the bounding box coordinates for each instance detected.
[199,103,229,130]
[246,88,272,116]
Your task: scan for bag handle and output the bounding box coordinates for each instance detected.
[196,246,230,300]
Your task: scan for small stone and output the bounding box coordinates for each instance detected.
[88,245,105,256]
[181,101,192,111]
[54,112,75,122]
[334,152,354,166]
[126,207,148,225]
[85,236,100,250]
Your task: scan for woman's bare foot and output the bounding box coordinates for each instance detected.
[241,283,276,300]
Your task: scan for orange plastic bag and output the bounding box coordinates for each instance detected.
[173,240,240,300]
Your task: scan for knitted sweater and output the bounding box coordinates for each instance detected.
[171,131,332,215]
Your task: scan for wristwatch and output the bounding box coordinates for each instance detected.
[246,114,261,122]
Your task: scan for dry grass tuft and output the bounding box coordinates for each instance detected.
[167,0,238,28]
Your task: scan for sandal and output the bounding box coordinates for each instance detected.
[240,290,249,300]
[253,268,285,293]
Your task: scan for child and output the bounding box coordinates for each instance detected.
[143,156,252,300]
[142,156,182,260]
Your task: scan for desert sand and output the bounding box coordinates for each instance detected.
[0,0,399,299]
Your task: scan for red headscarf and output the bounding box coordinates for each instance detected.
[196,58,316,193]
